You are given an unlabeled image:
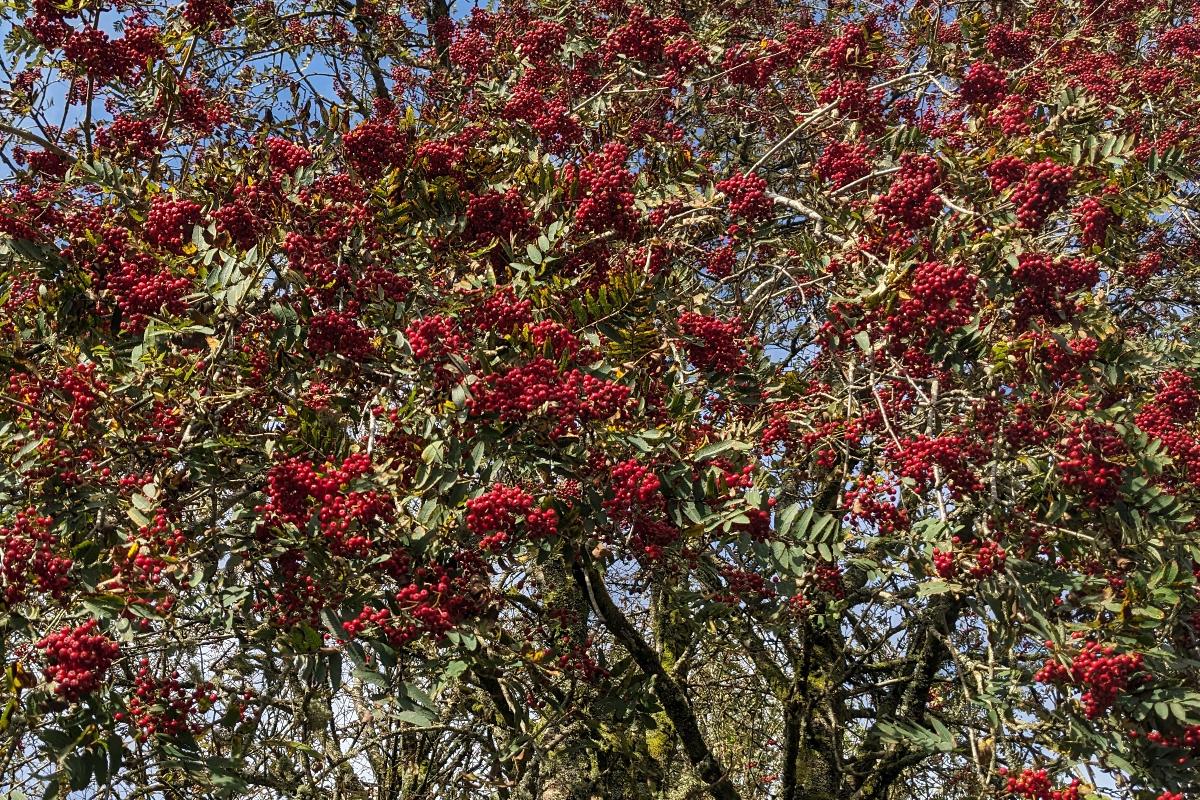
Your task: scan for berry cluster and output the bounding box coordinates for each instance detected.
[258,453,389,556]
[888,434,985,494]
[343,119,408,180]
[467,359,631,437]
[959,62,1007,105]
[95,114,164,160]
[816,140,872,189]
[465,188,533,244]
[874,155,943,230]
[1011,253,1098,325]
[1074,195,1112,247]
[1036,641,1145,718]
[942,539,1008,580]
[1011,159,1073,229]
[1001,770,1083,800]
[1055,421,1126,508]
[503,77,583,154]
[604,9,667,65]
[466,483,558,551]
[987,155,1027,192]
[473,286,533,334]
[184,0,234,28]
[842,477,908,535]
[629,516,681,561]
[889,261,978,336]
[121,659,216,740]
[1136,371,1200,486]
[932,547,957,579]
[266,136,313,174]
[344,552,488,647]
[704,244,736,279]
[106,253,192,332]
[518,20,568,63]
[0,509,71,605]
[307,309,376,362]
[144,196,201,251]
[604,460,662,517]
[37,620,120,701]
[714,567,774,605]
[677,312,749,373]
[716,172,774,222]
[406,314,468,362]
[572,143,639,237]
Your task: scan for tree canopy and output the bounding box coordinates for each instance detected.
[3,0,1200,798]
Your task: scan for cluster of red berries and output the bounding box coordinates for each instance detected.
[343,119,408,180]
[529,320,582,358]
[1036,641,1145,718]
[1011,253,1098,325]
[889,434,985,494]
[1074,195,1113,248]
[716,172,774,222]
[144,196,201,251]
[1011,159,1073,229]
[37,620,120,701]
[959,62,1007,105]
[184,0,233,28]
[473,287,533,334]
[810,562,845,599]
[465,188,533,244]
[518,20,568,63]
[0,509,71,605]
[890,261,978,336]
[307,309,376,362]
[603,9,668,65]
[1136,371,1200,486]
[95,114,164,160]
[259,455,387,556]
[1055,421,1126,508]
[874,155,943,230]
[344,553,488,647]
[677,312,749,373]
[932,547,957,579]
[503,77,583,154]
[62,28,136,83]
[119,659,216,740]
[571,142,639,236]
[628,516,681,562]
[714,567,774,604]
[9,362,110,431]
[407,314,468,363]
[824,22,873,73]
[989,94,1032,136]
[987,155,1027,192]
[107,254,192,332]
[413,139,463,177]
[212,200,260,249]
[816,140,872,188]
[985,25,1034,62]
[604,460,662,518]
[842,477,908,535]
[466,483,558,551]
[467,359,631,438]
[1021,332,1098,386]
[704,244,736,279]
[115,509,185,587]
[941,539,1008,580]
[1000,770,1083,800]
[265,136,313,173]
[721,41,787,88]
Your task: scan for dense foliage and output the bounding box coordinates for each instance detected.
[3,0,1200,798]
